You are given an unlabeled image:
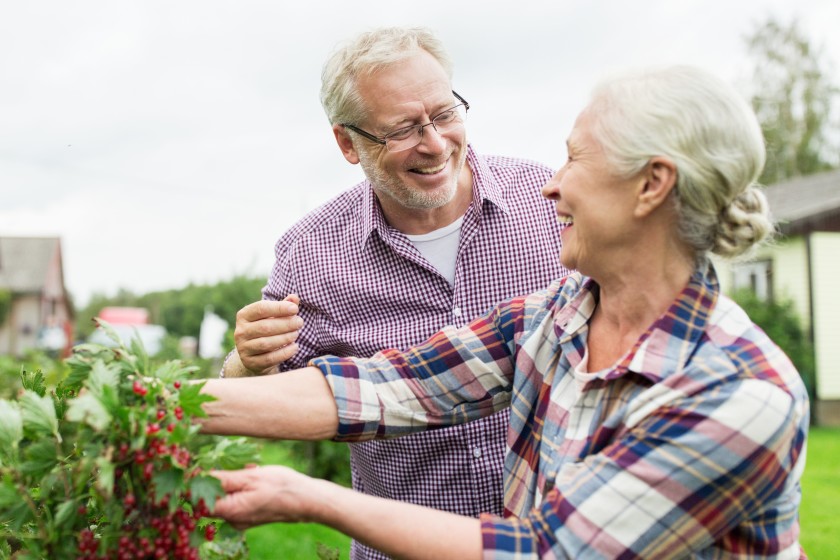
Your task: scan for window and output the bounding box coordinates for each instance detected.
[732,260,773,300]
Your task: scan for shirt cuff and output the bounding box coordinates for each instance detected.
[310,355,384,441]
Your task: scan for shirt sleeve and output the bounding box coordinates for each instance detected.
[262,232,323,372]
[479,377,808,559]
[312,296,531,441]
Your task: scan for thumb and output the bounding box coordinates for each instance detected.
[283,294,301,306]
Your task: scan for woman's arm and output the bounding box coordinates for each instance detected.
[212,466,482,560]
[198,366,339,440]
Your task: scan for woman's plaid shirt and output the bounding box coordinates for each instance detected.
[314,265,809,559]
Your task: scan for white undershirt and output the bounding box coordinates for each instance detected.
[405,216,464,286]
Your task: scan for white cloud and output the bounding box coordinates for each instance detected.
[2,0,838,306]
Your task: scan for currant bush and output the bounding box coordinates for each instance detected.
[0,321,259,559]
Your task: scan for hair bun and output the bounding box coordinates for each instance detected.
[713,185,774,258]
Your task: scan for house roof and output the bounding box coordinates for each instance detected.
[0,236,61,293]
[763,169,840,234]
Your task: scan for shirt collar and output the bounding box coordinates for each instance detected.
[556,262,720,384]
[358,144,508,250]
[622,261,720,383]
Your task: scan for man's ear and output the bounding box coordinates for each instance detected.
[635,156,678,218]
[333,124,360,165]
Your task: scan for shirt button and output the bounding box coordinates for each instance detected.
[472,446,482,458]
[453,307,462,317]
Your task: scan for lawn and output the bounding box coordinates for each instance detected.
[799,426,840,558]
[246,427,839,558]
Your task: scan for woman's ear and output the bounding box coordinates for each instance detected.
[635,156,678,218]
[333,124,361,165]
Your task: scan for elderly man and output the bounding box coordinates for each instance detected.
[219,27,567,559]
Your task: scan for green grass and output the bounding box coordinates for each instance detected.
[246,427,839,558]
[800,426,840,558]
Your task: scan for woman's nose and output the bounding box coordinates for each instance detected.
[541,170,563,199]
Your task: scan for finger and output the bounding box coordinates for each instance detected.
[238,329,300,356]
[237,299,299,322]
[241,343,299,373]
[283,294,301,306]
[210,470,249,494]
[238,315,304,342]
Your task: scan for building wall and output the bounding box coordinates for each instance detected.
[714,236,810,327]
[0,294,40,356]
[768,238,811,329]
[811,233,840,401]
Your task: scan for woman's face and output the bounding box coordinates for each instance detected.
[541,109,643,277]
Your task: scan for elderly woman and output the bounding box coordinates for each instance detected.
[201,65,808,559]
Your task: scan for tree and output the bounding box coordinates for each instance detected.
[731,289,816,405]
[745,17,840,184]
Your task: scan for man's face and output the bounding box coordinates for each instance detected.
[352,51,468,211]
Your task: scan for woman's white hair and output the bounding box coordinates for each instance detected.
[588,65,773,260]
[320,27,453,127]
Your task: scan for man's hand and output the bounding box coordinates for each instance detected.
[234,295,303,374]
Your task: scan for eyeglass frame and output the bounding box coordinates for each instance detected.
[340,91,469,152]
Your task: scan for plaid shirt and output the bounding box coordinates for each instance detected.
[314,265,809,559]
[264,144,567,559]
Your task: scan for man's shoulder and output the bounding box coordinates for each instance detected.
[280,182,368,242]
[481,153,554,174]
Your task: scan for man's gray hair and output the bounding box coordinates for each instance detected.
[320,27,453,126]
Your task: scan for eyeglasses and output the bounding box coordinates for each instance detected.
[342,91,469,153]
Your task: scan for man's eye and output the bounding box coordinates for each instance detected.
[385,126,417,141]
[434,109,456,123]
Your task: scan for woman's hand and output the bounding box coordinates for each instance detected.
[211,465,321,530]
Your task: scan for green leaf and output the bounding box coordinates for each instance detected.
[0,400,23,460]
[177,381,216,418]
[19,371,47,397]
[153,361,198,385]
[152,469,184,504]
[198,438,260,471]
[189,474,223,512]
[66,393,112,432]
[20,439,59,476]
[53,499,77,528]
[19,391,59,441]
[87,360,120,397]
[0,474,21,508]
[94,456,115,499]
[1,500,31,531]
[94,319,124,347]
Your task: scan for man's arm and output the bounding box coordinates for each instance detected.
[212,465,482,560]
[199,367,339,440]
[222,296,302,378]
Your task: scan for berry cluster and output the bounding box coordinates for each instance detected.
[75,379,219,559]
[0,330,256,559]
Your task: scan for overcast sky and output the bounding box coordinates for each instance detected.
[2,0,839,307]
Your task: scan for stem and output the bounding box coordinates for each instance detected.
[14,478,50,543]
[56,439,73,502]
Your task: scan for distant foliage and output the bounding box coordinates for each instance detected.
[745,17,840,184]
[731,289,816,401]
[76,276,265,341]
[0,289,10,326]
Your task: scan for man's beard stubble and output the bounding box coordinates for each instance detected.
[357,146,467,211]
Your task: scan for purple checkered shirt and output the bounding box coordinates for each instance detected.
[263,144,567,560]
